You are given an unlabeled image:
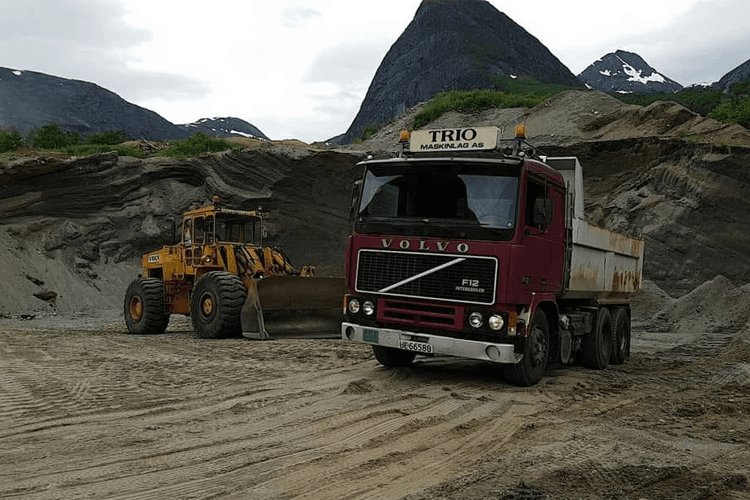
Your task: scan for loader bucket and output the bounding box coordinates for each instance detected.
[241,276,346,340]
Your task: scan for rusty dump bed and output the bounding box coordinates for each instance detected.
[563,219,644,301]
[544,156,644,302]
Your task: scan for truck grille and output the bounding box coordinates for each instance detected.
[356,249,497,305]
[378,299,464,331]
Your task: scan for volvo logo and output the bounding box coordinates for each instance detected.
[381,238,470,253]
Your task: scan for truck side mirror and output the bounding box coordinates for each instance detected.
[349,179,362,225]
[532,198,554,226]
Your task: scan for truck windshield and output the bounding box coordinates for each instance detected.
[215,214,262,246]
[357,163,519,239]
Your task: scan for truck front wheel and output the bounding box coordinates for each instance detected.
[504,310,549,386]
[124,278,170,335]
[190,271,246,339]
[372,345,417,367]
[583,307,613,369]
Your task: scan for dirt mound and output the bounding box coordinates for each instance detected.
[634,275,750,334]
[357,90,750,155]
[658,275,750,334]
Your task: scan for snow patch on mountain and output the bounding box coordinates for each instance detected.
[578,50,682,94]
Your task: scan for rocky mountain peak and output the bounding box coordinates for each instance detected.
[578,49,683,94]
[338,0,582,143]
[0,67,269,141]
[178,117,270,140]
[0,67,188,140]
[713,57,750,93]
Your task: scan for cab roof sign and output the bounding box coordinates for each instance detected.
[410,126,500,152]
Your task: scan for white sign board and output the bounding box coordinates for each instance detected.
[410,126,500,152]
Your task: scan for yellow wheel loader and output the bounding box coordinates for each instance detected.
[124,197,345,339]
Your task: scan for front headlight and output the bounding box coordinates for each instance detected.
[348,298,361,314]
[468,312,484,329]
[362,300,375,316]
[488,314,504,331]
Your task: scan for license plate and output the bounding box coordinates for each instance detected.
[398,340,433,354]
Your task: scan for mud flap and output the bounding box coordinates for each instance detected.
[241,276,346,340]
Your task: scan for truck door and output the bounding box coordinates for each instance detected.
[518,176,565,293]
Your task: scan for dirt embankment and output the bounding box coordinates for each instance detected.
[2,90,750,317]
[0,144,364,318]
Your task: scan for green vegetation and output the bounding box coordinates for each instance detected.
[27,123,80,149]
[410,76,750,133]
[0,128,25,153]
[612,83,750,129]
[708,98,750,128]
[84,130,129,145]
[2,123,140,156]
[360,124,382,142]
[706,82,750,128]
[413,89,548,129]
[1,124,245,160]
[157,132,244,159]
[412,77,580,130]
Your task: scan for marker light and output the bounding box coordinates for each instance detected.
[507,312,518,336]
[515,124,526,140]
[399,130,412,143]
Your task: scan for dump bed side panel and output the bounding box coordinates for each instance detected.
[563,218,644,301]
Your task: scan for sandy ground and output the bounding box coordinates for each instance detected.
[2,303,749,500]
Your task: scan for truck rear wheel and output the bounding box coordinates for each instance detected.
[611,308,631,365]
[583,307,613,369]
[124,278,170,335]
[372,345,417,367]
[190,271,246,339]
[504,309,549,386]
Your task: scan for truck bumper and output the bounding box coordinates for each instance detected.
[341,322,521,365]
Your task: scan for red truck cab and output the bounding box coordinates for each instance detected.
[341,126,642,386]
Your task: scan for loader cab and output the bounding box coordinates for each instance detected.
[182,210,264,268]
[214,213,263,246]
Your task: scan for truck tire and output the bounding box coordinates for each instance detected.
[190,271,246,339]
[583,307,613,369]
[504,309,549,386]
[124,278,170,335]
[372,345,417,367]
[611,308,631,365]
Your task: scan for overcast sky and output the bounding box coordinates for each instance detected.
[1,0,749,142]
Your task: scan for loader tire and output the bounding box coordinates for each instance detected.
[190,271,246,339]
[372,345,416,367]
[583,307,613,370]
[124,278,170,335]
[611,308,631,365]
[504,309,549,386]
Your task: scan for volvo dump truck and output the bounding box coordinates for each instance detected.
[124,198,344,339]
[341,126,644,386]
